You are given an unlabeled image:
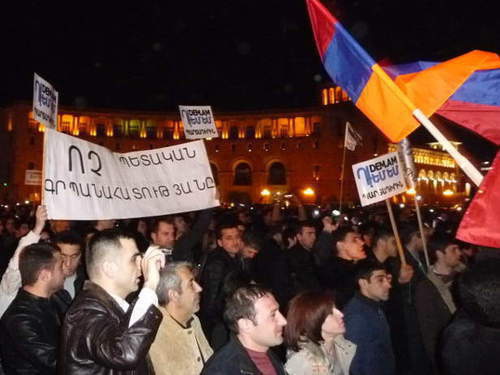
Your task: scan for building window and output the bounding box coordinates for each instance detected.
[229,126,239,139]
[113,124,123,137]
[164,127,173,139]
[245,126,255,139]
[312,140,319,149]
[28,162,35,169]
[129,121,140,138]
[147,126,156,139]
[29,136,35,146]
[234,162,252,186]
[312,122,321,135]
[96,124,106,137]
[268,162,286,185]
[280,126,289,138]
[231,144,236,152]
[264,143,270,152]
[313,165,321,181]
[281,143,287,151]
[263,126,272,139]
[210,163,219,185]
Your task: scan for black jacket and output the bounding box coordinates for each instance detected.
[318,256,358,309]
[287,243,320,296]
[201,335,286,375]
[59,281,162,374]
[0,288,69,375]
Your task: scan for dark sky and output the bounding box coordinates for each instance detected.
[3,0,499,112]
[2,1,499,159]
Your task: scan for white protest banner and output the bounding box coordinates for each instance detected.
[352,152,406,206]
[33,73,59,129]
[43,129,219,220]
[179,105,218,139]
[25,170,42,186]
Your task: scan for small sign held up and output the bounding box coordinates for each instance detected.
[179,105,218,139]
[352,152,406,206]
[25,170,42,186]
[33,73,58,129]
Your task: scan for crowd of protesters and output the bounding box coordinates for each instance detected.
[0,196,499,375]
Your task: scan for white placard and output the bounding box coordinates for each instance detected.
[352,152,406,206]
[33,73,59,129]
[42,129,219,220]
[25,170,42,186]
[179,105,218,139]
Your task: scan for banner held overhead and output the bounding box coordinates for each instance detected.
[179,105,218,139]
[33,73,58,130]
[43,129,219,220]
[352,152,406,207]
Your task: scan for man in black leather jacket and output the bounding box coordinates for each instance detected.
[0,242,67,374]
[59,229,164,374]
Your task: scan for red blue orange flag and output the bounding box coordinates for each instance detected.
[385,50,500,145]
[306,0,420,142]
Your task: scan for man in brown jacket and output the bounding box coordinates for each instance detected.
[60,229,164,374]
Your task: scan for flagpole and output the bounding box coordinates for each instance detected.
[412,109,483,187]
[338,123,348,212]
[413,196,430,268]
[385,199,407,265]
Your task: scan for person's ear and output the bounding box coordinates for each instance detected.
[238,318,254,334]
[168,289,179,303]
[102,260,118,279]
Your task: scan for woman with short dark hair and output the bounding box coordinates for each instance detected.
[284,292,356,375]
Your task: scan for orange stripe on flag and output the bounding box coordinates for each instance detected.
[356,65,419,142]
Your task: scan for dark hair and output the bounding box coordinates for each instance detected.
[354,260,386,288]
[242,231,263,252]
[215,221,239,240]
[457,259,500,328]
[284,292,335,351]
[53,230,83,248]
[19,243,60,286]
[86,229,136,279]
[427,233,458,264]
[332,226,356,255]
[151,216,175,234]
[296,220,316,236]
[224,284,272,334]
[372,228,394,249]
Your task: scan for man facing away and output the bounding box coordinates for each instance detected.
[415,233,464,373]
[201,285,287,375]
[149,261,213,375]
[343,261,396,375]
[60,229,164,374]
[0,243,66,374]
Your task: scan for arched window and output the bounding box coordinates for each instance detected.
[210,163,219,185]
[234,162,252,186]
[268,162,286,185]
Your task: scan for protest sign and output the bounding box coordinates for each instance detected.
[352,152,406,206]
[33,73,58,129]
[43,129,219,220]
[25,170,42,186]
[179,105,218,139]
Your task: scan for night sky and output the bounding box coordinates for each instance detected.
[3,0,499,157]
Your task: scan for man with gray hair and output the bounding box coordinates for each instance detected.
[150,261,213,375]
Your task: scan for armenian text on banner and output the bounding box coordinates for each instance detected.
[352,152,406,206]
[43,129,219,220]
[179,105,219,139]
[33,73,58,129]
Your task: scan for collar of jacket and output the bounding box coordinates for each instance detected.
[17,288,52,304]
[354,291,383,311]
[81,280,135,317]
[229,334,285,375]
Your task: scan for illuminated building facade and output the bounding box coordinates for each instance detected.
[0,85,466,207]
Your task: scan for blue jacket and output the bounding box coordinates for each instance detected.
[344,293,395,375]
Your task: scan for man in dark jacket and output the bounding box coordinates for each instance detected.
[0,242,66,374]
[201,285,287,375]
[441,258,500,375]
[344,261,396,375]
[199,222,243,350]
[287,220,320,296]
[59,229,164,374]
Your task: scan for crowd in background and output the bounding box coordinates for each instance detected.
[0,198,499,375]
